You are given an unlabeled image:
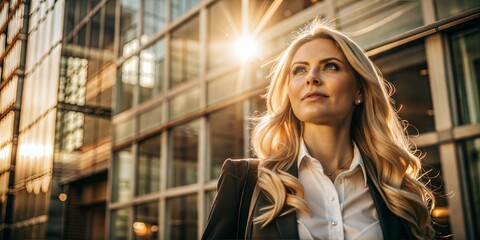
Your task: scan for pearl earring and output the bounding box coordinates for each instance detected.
[357,99,362,104]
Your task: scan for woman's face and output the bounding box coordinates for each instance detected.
[288,38,360,126]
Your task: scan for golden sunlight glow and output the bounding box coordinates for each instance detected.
[133,222,148,236]
[59,193,68,202]
[432,206,449,218]
[233,36,258,61]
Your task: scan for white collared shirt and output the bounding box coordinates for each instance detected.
[296,140,383,240]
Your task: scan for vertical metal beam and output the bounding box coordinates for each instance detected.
[425,33,465,239]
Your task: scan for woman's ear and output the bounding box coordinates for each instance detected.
[355,92,363,105]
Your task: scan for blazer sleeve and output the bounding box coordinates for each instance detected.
[202,159,247,240]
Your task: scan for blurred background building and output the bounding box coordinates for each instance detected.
[0,0,478,239]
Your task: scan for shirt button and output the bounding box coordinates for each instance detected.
[331,220,338,226]
[328,195,335,201]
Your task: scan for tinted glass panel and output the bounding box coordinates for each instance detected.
[460,138,480,238]
[451,26,480,125]
[170,16,199,88]
[143,0,166,37]
[208,103,244,180]
[112,148,133,202]
[137,135,161,195]
[338,0,423,49]
[435,0,480,19]
[165,195,197,240]
[168,120,199,187]
[170,0,199,21]
[133,202,159,240]
[373,44,435,134]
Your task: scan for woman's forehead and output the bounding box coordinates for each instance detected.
[291,38,346,63]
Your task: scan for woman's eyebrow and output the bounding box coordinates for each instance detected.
[291,57,344,67]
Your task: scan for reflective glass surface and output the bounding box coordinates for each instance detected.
[142,0,166,38]
[137,135,161,196]
[170,0,199,21]
[338,0,423,49]
[460,137,480,238]
[140,39,165,103]
[133,202,159,240]
[207,0,241,69]
[111,208,130,240]
[165,195,197,240]
[373,43,435,134]
[112,148,133,202]
[120,0,139,57]
[451,26,480,125]
[435,0,480,19]
[170,16,199,88]
[207,71,240,105]
[168,120,199,187]
[208,102,244,180]
[169,87,199,119]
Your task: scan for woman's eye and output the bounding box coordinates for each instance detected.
[323,62,339,71]
[292,66,307,75]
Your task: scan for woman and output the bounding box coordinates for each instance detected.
[203,21,435,240]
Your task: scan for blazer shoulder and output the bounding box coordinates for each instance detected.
[220,158,260,179]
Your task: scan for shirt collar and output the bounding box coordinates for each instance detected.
[297,138,368,186]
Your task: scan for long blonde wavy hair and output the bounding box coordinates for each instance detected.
[250,21,435,239]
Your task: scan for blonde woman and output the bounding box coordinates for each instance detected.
[203,21,435,240]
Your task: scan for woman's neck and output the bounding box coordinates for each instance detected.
[302,123,354,173]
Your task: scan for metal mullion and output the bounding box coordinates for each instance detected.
[425,33,466,239]
[159,131,168,239]
[197,116,207,239]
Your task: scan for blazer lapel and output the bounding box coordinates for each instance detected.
[275,161,300,239]
[367,178,413,240]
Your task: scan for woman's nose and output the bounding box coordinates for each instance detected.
[306,70,321,85]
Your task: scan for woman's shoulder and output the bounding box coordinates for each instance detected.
[220,158,260,178]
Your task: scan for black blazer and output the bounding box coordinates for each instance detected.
[203,159,415,240]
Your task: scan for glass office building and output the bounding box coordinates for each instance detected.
[0,0,479,239]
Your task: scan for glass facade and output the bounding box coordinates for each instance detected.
[107,1,480,239]
[451,26,480,125]
[373,43,435,134]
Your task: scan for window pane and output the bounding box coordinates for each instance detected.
[249,1,320,32]
[168,120,199,187]
[112,148,133,202]
[170,0,199,21]
[165,195,197,240]
[143,0,166,37]
[114,117,135,143]
[170,16,199,88]
[207,71,240,105]
[103,0,116,66]
[134,202,159,240]
[460,137,480,237]
[140,39,165,103]
[110,208,130,240]
[373,43,435,134]
[208,103,244,180]
[451,26,480,125]
[338,0,423,49]
[435,0,480,19]
[118,56,137,113]
[120,0,139,56]
[87,11,102,79]
[207,0,241,69]
[137,135,161,196]
[139,104,164,133]
[169,87,199,120]
[419,145,452,238]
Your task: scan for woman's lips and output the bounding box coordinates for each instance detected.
[301,91,329,101]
